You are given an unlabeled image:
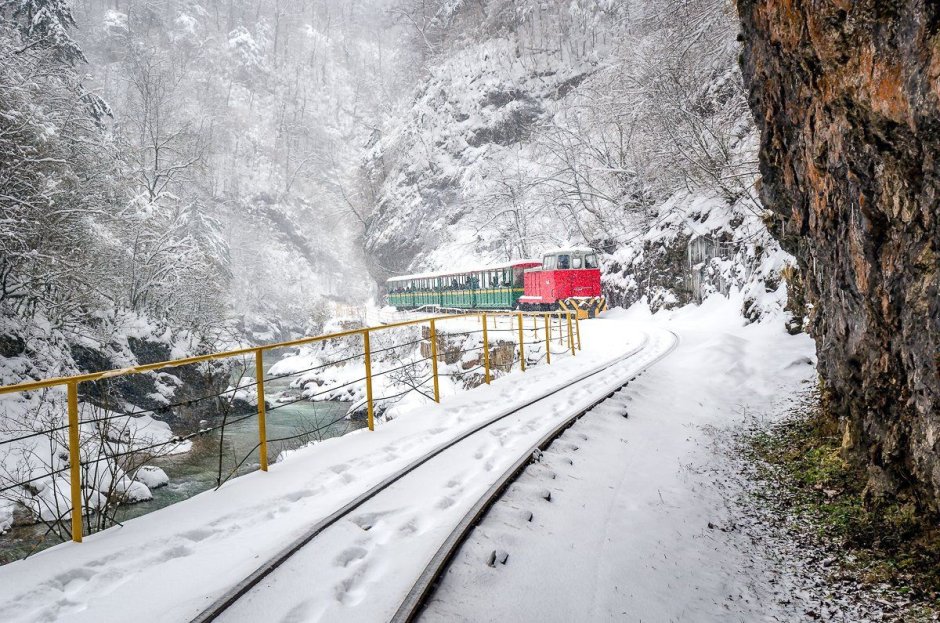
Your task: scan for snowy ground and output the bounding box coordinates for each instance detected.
[0,312,666,623]
[421,297,818,622]
[0,297,825,623]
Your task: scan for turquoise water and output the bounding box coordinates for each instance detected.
[0,348,362,563]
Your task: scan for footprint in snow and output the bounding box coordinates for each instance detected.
[180,527,214,543]
[157,543,194,563]
[333,546,368,568]
[53,568,95,595]
[350,511,391,531]
[284,489,313,503]
[398,518,422,535]
[333,563,370,605]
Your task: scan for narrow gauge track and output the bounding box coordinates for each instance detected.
[192,330,677,623]
[393,330,679,623]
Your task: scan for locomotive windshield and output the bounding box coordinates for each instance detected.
[542,250,598,270]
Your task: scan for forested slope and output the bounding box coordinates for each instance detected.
[1,0,406,391]
[0,1,410,535]
[362,0,798,322]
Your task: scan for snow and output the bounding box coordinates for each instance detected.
[227,377,259,407]
[104,413,193,456]
[421,295,818,621]
[0,298,818,622]
[1,406,190,527]
[0,312,662,622]
[101,10,127,33]
[134,466,168,490]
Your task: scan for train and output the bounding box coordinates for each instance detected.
[385,247,606,318]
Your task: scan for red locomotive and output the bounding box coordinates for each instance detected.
[517,248,606,317]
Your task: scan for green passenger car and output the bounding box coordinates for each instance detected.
[386,260,541,311]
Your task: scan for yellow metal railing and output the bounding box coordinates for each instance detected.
[0,310,583,543]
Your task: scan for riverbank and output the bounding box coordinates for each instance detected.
[0,342,360,564]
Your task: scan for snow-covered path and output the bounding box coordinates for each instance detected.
[420,299,816,622]
[0,315,669,623]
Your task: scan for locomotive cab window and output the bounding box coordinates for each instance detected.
[585,253,598,269]
[557,254,571,269]
[572,256,583,269]
[542,255,555,270]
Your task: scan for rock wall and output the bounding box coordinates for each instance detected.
[737,1,940,509]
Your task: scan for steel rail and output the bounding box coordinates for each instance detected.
[391,330,680,623]
[189,332,654,623]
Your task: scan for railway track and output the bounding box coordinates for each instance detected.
[192,329,678,623]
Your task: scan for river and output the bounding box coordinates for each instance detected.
[0,349,362,564]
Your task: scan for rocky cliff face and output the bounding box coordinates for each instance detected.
[737,1,940,510]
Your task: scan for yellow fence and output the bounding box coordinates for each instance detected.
[0,311,581,544]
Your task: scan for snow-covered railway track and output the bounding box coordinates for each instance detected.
[192,329,678,623]
[392,330,679,623]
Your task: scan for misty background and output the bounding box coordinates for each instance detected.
[1,0,789,378]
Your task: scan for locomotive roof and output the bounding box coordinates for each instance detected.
[387,259,540,283]
[540,247,597,255]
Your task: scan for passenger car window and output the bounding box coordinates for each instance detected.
[585,254,598,268]
[557,254,570,269]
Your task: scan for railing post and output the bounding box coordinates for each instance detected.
[567,312,575,355]
[429,319,440,402]
[482,313,491,384]
[67,381,82,543]
[557,313,564,345]
[255,349,269,471]
[575,314,582,351]
[363,331,375,431]
[517,312,526,372]
[543,313,551,364]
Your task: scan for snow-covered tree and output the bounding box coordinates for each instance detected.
[3,0,86,64]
